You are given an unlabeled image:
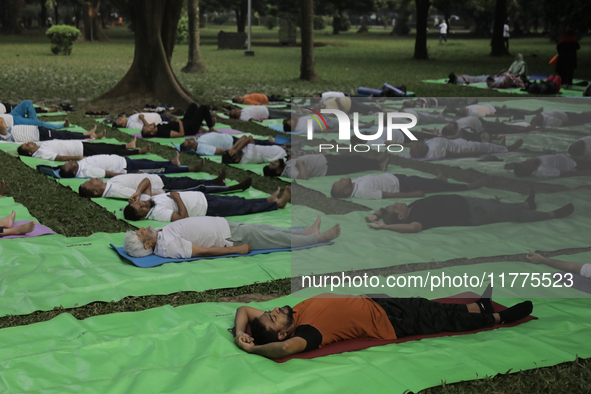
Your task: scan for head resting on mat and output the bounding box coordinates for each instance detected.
[124,226,158,257]
[17,141,39,156]
[141,124,158,138]
[486,76,495,88]
[124,199,155,221]
[441,122,459,136]
[409,141,428,158]
[232,96,244,104]
[263,159,285,177]
[513,158,541,177]
[456,107,469,117]
[59,160,79,178]
[381,203,411,225]
[250,305,295,345]
[568,140,585,157]
[79,178,106,198]
[283,118,293,132]
[447,73,457,84]
[180,138,198,152]
[229,108,242,119]
[113,113,127,128]
[330,178,354,198]
[222,150,242,164]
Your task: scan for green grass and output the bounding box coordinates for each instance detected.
[0,27,590,393]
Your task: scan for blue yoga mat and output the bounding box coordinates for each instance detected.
[37,165,62,178]
[110,242,335,268]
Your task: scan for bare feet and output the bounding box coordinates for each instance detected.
[268,136,276,144]
[188,158,205,172]
[549,203,574,219]
[276,186,291,209]
[233,177,252,191]
[525,252,548,264]
[318,224,341,243]
[267,187,281,203]
[377,151,390,171]
[94,130,106,140]
[435,170,448,182]
[4,221,35,236]
[40,102,45,111]
[507,138,524,151]
[213,169,227,185]
[138,144,151,154]
[0,210,16,228]
[304,215,322,236]
[63,118,70,128]
[84,125,98,136]
[126,137,137,150]
[171,151,181,166]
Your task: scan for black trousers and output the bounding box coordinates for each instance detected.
[324,154,380,176]
[204,194,277,217]
[350,101,381,114]
[371,296,495,338]
[182,103,214,135]
[267,108,292,120]
[480,119,528,135]
[565,111,591,126]
[231,136,277,146]
[124,158,189,174]
[160,176,231,194]
[396,174,469,193]
[38,127,87,141]
[82,142,138,157]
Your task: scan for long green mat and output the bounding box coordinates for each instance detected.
[421,78,586,97]
[221,99,289,109]
[0,293,589,393]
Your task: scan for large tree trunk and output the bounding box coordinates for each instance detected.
[490,0,509,56]
[357,15,369,34]
[413,0,430,59]
[235,0,247,33]
[182,0,206,73]
[0,0,24,34]
[83,0,110,42]
[99,0,194,107]
[300,0,318,81]
[73,1,81,29]
[332,13,340,35]
[54,1,59,25]
[40,0,47,27]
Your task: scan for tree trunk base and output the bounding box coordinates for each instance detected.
[356,26,369,34]
[181,62,207,73]
[300,73,321,82]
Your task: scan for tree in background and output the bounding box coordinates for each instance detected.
[542,0,591,41]
[99,0,194,107]
[182,0,206,73]
[0,0,25,34]
[300,0,318,81]
[82,0,110,41]
[490,0,509,56]
[413,0,430,59]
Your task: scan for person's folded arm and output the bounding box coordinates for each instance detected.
[236,336,307,358]
[295,160,309,180]
[169,192,188,221]
[130,178,153,203]
[104,170,124,178]
[191,244,251,257]
[139,114,149,127]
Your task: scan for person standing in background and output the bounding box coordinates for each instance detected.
[556,28,580,85]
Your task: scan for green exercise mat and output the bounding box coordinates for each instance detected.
[221,99,288,109]
[0,295,589,393]
[421,79,585,97]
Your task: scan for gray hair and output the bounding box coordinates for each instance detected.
[124,230,154,257]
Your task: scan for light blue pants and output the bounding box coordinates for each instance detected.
[11,100,64,130]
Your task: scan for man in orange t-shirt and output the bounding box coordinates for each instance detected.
[233,291,533,359]
[233,93,269,105]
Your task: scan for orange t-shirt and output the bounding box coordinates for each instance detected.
[292,295,397,350]
[242,93,269,105]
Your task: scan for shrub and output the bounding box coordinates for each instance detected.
[265,16,277,30]
[176,17,189,44]
[339,15,351,32]
[46,25,81,55]
[313,15,326,30]
[213,15,228,25]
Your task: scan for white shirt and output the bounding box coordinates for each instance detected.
[281,154,328,178]
[464,104,496,118]
[439,22,447,34]
[195,133,234,155]
[126,113,162,129]
[154,217,233,259]
[541,111,569,128]
[146,192,208,222]
[103,174,165,198]
[453,117,484,133]
[0,124,39,143]
[351,173,400,199]
[532,154,577,177]
[0,104,6,114]
[239,106,269,121]
[33,140,83,161]
[240,144,286,164]
[77,154,127,178]
[425,138,481,159]
[425,138,451,159]
[503,24,510,38]
[568,136,591,159]
[320,91,346,103]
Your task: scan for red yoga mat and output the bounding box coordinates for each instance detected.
[231,292,537,363]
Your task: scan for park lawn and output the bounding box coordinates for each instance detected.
[0,26,589,105]
[0,26,590,394]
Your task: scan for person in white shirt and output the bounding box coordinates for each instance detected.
[17,137,149,161]
[229,106,291,122]
[526,252,591,279]
[113,112,164,129]
[409,137,523,160]
[0,100,68,130]
[503,23,510,50]
[222,135,287,165]
[447,73,490,85]
[123,187,291,222]
[123,215,341,259]
[264,152,390,179]
[513,154,591,178]
[530,111,591,128]
[78,171,251,198]
[439,19,448,43]
[568,136,591,159]
[59,152,204,178]
[0,101,59,115]
[179,133,280,155]
[440,117,532,141]
[454,104,543,119]
[0,119,94,143]
[330,172,480,199]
